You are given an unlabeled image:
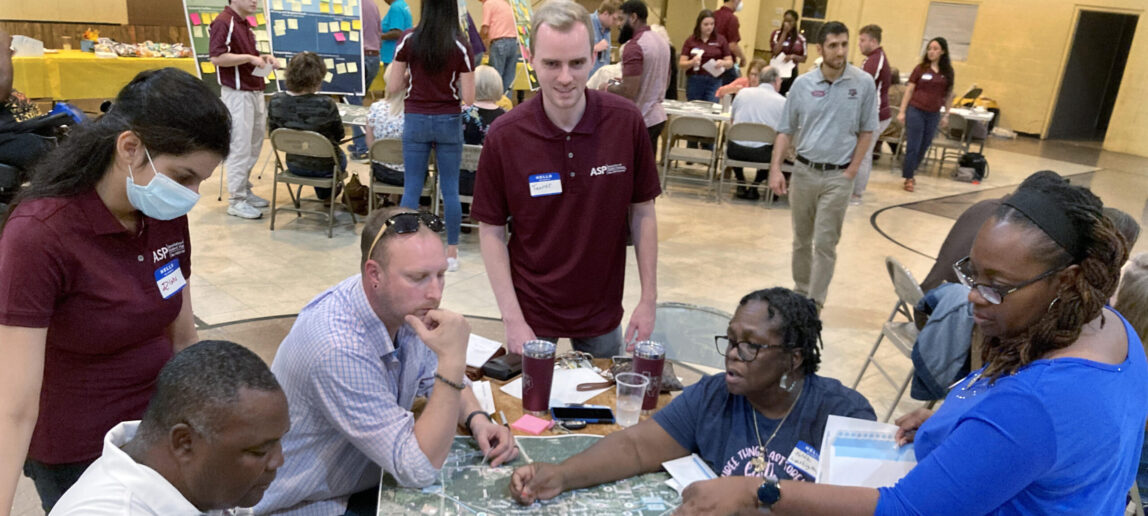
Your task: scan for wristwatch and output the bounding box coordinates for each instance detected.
[756,477,782,509]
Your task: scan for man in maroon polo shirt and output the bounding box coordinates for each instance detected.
[851,24,893,205]
[209,0,277,220]
[712,0,746,86]
[604,0,669,148]
[472,0,660,358]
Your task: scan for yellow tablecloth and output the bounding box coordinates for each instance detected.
[12,50,198,100]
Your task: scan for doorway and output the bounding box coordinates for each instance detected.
[1047,10,1138,141]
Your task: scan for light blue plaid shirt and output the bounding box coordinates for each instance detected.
[255,274,439,515]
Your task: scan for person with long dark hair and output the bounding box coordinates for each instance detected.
[770,9,807,95]
[897,36,954,192]
[679,9,733,101]
[387,0,476,272]
[675,172,1147,516]
[0,68,230,512]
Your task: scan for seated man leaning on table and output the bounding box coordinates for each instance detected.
[51,340,290,515]
[511,287,875,504]
[255,207,517,516]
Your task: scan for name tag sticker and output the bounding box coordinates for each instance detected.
[788,441,820,480]
[921,73,934,80]
[154,259,187,300]
[529,173,563,197]
[811,90,827,98]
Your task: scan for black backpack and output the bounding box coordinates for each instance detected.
[957,152,989,181]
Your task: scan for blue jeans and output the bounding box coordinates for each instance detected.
[686,74,722,101]
[401,113,463,245]
[287,149,347,199]
[24,458,95,511]
[488,38,520,94]
[346,59,381,156]
[901,105,941,179]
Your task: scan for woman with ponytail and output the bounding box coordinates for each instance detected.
[0,68,230,511]
[675,171,1147,515]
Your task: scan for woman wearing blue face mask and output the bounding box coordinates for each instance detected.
[0,68,230,512]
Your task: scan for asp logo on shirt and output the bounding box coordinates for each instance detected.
[153,240,187,264]
[590,163,628,176]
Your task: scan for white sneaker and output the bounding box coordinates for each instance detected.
[227,200,263,219]
[246,192,270,208]
[447,257,459,272]
[849,195,863,206]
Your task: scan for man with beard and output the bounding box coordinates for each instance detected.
[767,22,877,311]
[604,0,670,146]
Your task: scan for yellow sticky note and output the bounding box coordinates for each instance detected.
[256,13,266,25]
[329,21,340,32]
[287,18,298,30]
[333,3,343,14]
[200,13,211,24]
[324,58,336,68]
[336,63,347,74]
[201,61,215,74]
[192,26,204,38]
[318,24,328,34]
[291,3,302,12]
[352,20,361,30]
[349,31,359,42]
[347,61,358,73]
[268,71,276,80]
[340,21,350,31]
[274,27,286,37]
[272,0,284,9]
[303,0,312,4]
[324,72,333,83]
[320,1,329,12]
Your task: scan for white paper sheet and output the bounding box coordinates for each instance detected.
[701,59,725,78]
[661,453,718,494]
[499,367,611,406]
[770,53,796,79]
[471,380,496,414]
[252,64,273,78]
[817,415,916,488]
[466,334,503,368]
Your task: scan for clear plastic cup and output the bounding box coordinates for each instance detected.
[614,372,649,427]
[522,340,557,415]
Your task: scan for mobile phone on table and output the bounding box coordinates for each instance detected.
[550,404,616,424]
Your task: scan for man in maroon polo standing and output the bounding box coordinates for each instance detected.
[851,24,893,205]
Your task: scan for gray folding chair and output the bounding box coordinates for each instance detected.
[717,122,776,204]
[440,144,482,230]
[660,116,721,199]
[650,302,732,376]
[367,138,436,214]
[268,129,356,238]
[852,256,926,422]
[926,112,969,171]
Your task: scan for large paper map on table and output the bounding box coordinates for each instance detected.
[377,434,680,515]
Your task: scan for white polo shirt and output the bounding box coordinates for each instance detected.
[51,421,245,515]
[731,82,788,148]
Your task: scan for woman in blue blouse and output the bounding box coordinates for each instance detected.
[676,171,1146,515]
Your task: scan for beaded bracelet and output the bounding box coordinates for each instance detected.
[434,372,465,391]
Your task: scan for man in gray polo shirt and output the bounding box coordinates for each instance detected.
[768,21,877,310]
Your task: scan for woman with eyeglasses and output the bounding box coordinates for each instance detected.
[675,172,1146,515]
[509,287,875,505]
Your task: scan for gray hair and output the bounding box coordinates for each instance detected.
[136,341,281,443]
[530,0,595,56]
[474,65,504,102]
[760,66,780,85]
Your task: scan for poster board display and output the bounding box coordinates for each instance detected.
[266,0,365,95]
[183,0,278,95]
[509,0,539,91]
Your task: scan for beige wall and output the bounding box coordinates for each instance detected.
[0,0,127,24]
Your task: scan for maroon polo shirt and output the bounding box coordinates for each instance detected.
[209,6,263,91]
[394,31,473,115]
[862,46,893,121]
[712,5,741,45]
[681,34,730,76]
[471,90,661,338]
[0,191,191,464]
[908,63,951,113]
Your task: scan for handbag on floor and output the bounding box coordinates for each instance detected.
[342,173,370,215]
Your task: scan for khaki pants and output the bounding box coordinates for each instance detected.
[220,86,266,203]
[789,161,854,306]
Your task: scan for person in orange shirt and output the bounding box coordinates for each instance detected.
[714,57,767,99]
[481,0,520,95]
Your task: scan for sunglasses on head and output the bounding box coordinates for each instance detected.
[366,212,444,261]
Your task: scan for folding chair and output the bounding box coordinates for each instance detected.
[439,144,482,230]
[717,122,776,204]
[268,129,356,238]
[367,138,436,215]
[650,302,732,377]
[878,105,905,171]
[852,256,926,422]
[926,112,969,172]
[660,115,721,199]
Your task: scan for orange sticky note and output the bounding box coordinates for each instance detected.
[333,32,346,42]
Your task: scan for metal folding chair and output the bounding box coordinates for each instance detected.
[717,122,776,204]
[660,115,721,199]
[367,138,437,215]
[268,128,356,238]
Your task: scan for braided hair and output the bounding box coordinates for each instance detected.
[739,287,823,375]
[980,174,1128,380]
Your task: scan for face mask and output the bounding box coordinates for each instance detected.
[125,148,200,220]
[618,21,634,44]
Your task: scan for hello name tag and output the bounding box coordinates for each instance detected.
[529,173,563,197]
[921,73,934,80]
[787,441,820,480]
[154,259,187,300]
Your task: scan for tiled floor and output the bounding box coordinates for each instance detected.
[10,136,1148,514]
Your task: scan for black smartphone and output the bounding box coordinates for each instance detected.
[550,404,616,424]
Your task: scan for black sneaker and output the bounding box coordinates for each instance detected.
[746,187,761,200]
[736,186,751,199]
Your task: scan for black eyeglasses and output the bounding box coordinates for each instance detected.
[714,335,784,362]
[366,212,445,260]
[952,256,1065,305]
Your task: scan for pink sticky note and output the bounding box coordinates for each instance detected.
[190,13,202,25]
[247,16,258,26]
[333,32,346,42]
[511,414,554,435]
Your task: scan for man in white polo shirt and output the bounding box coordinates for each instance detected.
[728,66,786,200]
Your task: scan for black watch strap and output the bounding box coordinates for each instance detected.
[464,410,491,432]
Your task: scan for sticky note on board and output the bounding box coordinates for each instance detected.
[274,27,286,37]
[287,18,298,30]
[291,3,302,12]
[334,32,346,42]
[318,24,328,33]
[324,72,333,82]
[272,0,284,9]
[247,16,257,26]
[324,58,335,68]
[349,0,358,6]
[303,0,313,4]
[320,1,330,12]
[335,63,346,74]
[349,31,359,42]
[333,3,343,13]
[201,61,215,74]
[328,21,340,32]
[274,19,285,29]
[347,61,358,73]
[190,12,202,25]
[256,13,266,25]
[352,19,361,30]
[201,12,212,24]
[192,26,204,38]
[340,21,350,31]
